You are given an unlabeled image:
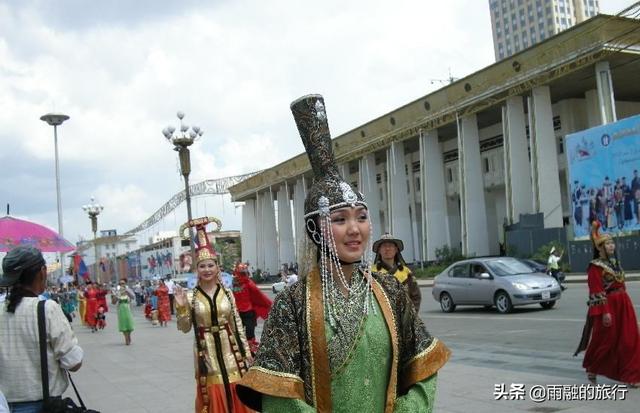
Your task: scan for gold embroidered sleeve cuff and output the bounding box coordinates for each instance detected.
[237,366,305,410]
[399,338,451,392]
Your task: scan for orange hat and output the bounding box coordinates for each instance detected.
[590,220,612,258]
[180,216,222,265]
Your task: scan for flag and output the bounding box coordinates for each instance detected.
[73,255,90,281]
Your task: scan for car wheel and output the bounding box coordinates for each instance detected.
[440,292,456,313]
[540,300,556,309]
[494,291,513,314]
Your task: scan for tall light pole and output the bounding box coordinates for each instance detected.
[40,112,69,277]
[82,197,104,284]
[163,112,203,262]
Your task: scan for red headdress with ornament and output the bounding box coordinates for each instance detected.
[179,216,222,265]
[590,220,612,258]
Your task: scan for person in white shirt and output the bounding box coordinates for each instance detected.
[0,246,83,412]
[547,247,566,291]
[286,273,298,287]
[164,275,176,315]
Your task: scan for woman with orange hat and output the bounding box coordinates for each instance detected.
[575,221,640,386]
[174,217,253,413]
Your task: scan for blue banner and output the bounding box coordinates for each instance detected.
[566,115,640,238]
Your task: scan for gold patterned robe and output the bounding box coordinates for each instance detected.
[177,285,253,412]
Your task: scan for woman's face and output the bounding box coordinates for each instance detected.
[197,259,219,283]
[328,206,370,263]
[604,239,616,256]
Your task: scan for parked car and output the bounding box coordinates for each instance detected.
[432,257,562,314]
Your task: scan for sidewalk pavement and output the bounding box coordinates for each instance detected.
[64,305,640,413]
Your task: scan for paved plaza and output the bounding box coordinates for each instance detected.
[64,282,640,412]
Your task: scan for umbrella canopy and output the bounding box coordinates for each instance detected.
[0,216,75,253]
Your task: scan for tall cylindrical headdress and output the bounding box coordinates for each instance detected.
[590,220,612,259]
[290,94,367,246]
[180,216,222,264]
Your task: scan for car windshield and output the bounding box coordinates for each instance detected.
[486,258,535,277]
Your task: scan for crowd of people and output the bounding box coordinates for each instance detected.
[1,94,639,413]
[572,170,640,234]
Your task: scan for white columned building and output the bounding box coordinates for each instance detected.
[419,129,450,261]
[358,153,382,242]
[277,184,295,267]
[241,199,257,266]
[292,178,307,260]
[457,114,490,257]
[595,61,617,124]
[258,190,278,273]
[386,141,415,262]
[502,96,533,224]
[529,86,563,228]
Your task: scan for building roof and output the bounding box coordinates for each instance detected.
[229,14,640,201]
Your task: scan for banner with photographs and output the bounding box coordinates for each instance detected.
[566,114,640,238]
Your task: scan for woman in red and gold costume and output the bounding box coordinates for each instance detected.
[231,264,272,355]
[84,281,98,332]
[96,283,109,314]
[156,279,171,327]
[175,217,254,413]
[575,220,640,386]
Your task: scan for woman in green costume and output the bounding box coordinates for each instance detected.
[237,95,450,413]
[113,278,135,345]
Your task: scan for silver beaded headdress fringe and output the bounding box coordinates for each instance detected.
[290,94,375,327]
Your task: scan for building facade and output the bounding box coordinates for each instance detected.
[489,0,600,60]
[229,15,640,272]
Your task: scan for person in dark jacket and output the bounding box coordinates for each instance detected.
[372,234,422,313]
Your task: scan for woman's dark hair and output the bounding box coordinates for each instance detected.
[6,262,43,313]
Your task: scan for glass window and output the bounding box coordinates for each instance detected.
[449,264,470,278]
[486,258,534,277]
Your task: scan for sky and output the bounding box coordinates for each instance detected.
[0,0,634,258]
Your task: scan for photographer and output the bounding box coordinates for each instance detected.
[0,246,83,412]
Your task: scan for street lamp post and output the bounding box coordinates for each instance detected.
[163,112,203,262]
[82,197,104,283]
[40,112,70,278]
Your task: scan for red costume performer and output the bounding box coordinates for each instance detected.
[96,285,109,313]
[84,284,98,331]
[231,264,272,354]
[156,282,171,325]
[575,221,640,386]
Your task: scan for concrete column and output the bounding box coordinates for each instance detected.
[358,154,382,241]
[386,141,415,262]
[528,86,563,228]
[419,130,450,261]
[339,164,349,182]
[260,189,279,274]
[277,183,295,266]
[255,192,264,270]
[457,114,490,257]
[585,89,600,128]
[241,199,257,266]
[293,177,307,261]
[406,151,421,262]
[502,96,533,224]
[595,61,617,124]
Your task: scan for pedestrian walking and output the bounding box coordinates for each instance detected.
[156,279,171,327]
[175,217,253,413]
[372,232,422,312]
[574,220,640,387]
[231,263,272,355]
[237,94,449,412]
[112,278,135,345]
[165,275,176,315]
